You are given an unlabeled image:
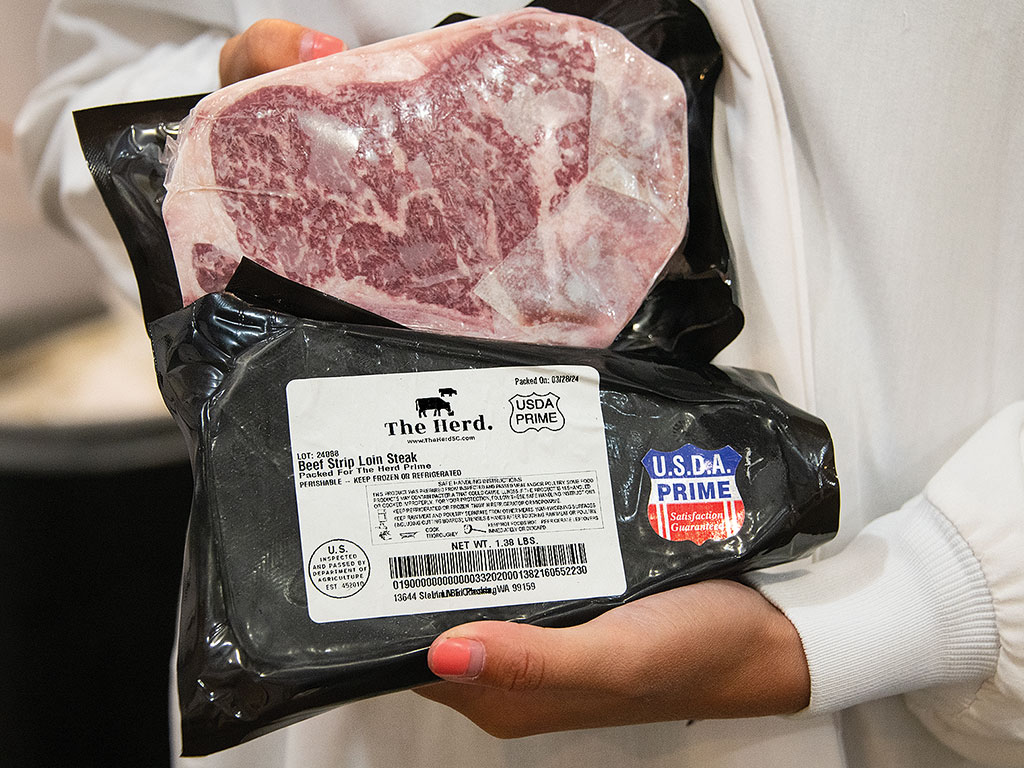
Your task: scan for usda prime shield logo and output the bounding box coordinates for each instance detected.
[640,445,745,545]
[508,392,565,433]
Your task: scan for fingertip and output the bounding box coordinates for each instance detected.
[299,29,348,62]
[428,636,486,681]
[221,20,346,85]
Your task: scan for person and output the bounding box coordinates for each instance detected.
[14,0,1024,766]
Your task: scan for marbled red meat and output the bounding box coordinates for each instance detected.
[163,9,688,346]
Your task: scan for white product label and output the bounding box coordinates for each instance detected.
[286,365,625,623]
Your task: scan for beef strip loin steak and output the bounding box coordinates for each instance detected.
[163,9,688,347]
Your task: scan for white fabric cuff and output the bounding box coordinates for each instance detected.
[742,497,998,714]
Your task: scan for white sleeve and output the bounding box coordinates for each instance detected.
[14,1,234,299]
[744,402,1024,766]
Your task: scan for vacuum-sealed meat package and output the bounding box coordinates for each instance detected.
[76,0,741,365]
[163,9,690,347]
[156,286,837,755]
[72,0,839,756]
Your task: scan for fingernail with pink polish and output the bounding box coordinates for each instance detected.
[429,637,485,680]
[299,30,347,62]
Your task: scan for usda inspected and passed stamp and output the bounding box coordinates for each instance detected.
[286,365,625,624]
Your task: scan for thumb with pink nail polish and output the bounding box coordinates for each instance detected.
[299,28,347,62]
[428,636,486,681]
[220,19,348,86]
[425,620,572,691]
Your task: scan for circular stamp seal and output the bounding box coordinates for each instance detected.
[308,539,370,599]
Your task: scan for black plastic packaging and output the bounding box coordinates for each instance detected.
[72,1,839,756]
[156,284,836,755]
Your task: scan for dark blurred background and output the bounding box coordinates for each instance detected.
[0,460,191,767]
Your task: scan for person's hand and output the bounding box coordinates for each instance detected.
[415,579,810,738]
[220,19,347,86]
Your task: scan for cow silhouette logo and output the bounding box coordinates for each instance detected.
[640,445,745,544]
[414,387,458,417]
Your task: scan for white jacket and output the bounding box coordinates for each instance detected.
[15,0,1024,766]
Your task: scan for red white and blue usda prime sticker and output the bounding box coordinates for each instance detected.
[641,445,745,545]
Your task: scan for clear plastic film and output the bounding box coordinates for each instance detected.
[163,9,689,349]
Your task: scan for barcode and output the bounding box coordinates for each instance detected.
[389,542,587,579]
